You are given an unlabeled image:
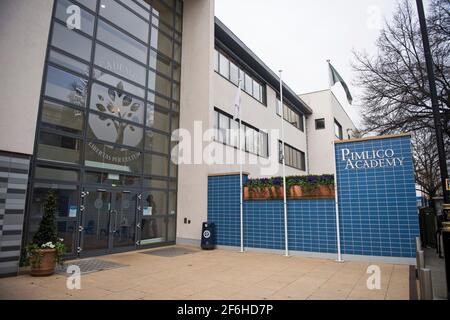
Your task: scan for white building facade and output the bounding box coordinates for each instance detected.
[0,0,356,276]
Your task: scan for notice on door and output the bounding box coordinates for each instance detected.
[143,207,153,216]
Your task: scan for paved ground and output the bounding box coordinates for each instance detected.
[424,247,448,300]
[0,246,411,300]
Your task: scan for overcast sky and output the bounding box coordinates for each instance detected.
[215,0,428,128]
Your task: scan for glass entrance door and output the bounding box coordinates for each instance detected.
[81,189,138,254]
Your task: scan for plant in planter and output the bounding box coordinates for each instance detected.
[244,174,335,200]
[26,191,66,276]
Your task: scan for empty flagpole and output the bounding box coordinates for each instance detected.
[279,70,289,257]
[234,78,244,253]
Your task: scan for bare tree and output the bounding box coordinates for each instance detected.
[352,0,450,136]
[412,129,443,201]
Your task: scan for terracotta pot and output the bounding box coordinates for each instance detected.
[30,248,57,277]
[243,186,249,200]
[289,185,303,198]
[318,185,335,197]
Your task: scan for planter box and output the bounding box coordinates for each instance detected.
[244,185,335,200]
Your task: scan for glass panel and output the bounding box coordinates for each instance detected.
[41,100,84,135]
[84,171,141,187]
[171,112,179,131]
[140,217,166,244]
[144,178,168,189]
[112,192,137,248]
[88,113,144,148]
[173,42,181,63]
[169,152,177,178]
[143,190,167,215]
[145,130,169,154]
[173,63,181,82]
[34,166,79,182]
[253,81,261,101]
[45,66,88,108]
[176,0,182,14]
[96,19,148,64]
[93,68,146,99]
[149,50,172,79]
[230,61,239,85]
[135,0,150,10]
[48,50,90,76]
[169,179,177,190]
[144,154,168,176]
[172,82,180,101]
[213,50,219,72]
[37,132,81,164]
[151,27,173,58]
[244,73,252,95]
[175,14,182,32]
[117,0,150,20]
[152,0,174,27]
[55,0,95,35]
[146,104,170,132]
[148,70,171,98]
[245,126,254,153]
[168,191,176,215]
[99,0,149,43]
[167,216,176,242]
[90,82,145,125]
[219,53,229,78]
[51,22,92,61]
[94,44,146,85]
[147,91,170,108]
[28,184,78,254]
[82,190,110,251]
[218,113,229,144]
[75,0,97,11]
[85,141,142,173]
[230,120,239,147]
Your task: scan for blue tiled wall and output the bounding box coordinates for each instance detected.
[208,175,337,254]
[335,136,419,258]
[207,136,419,259]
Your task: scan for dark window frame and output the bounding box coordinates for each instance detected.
[213,107,269,158]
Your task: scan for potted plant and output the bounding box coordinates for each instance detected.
[26,191,66,276]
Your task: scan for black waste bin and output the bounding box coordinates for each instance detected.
[201,222,216,250]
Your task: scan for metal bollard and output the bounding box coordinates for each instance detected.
[419,268,433,300]
[416,250,425,270]
[416,237,422,252]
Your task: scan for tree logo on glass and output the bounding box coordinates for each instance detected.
[88,81,143,166]
[93,81,142,146]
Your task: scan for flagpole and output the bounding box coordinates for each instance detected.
[279,70,289,257]
[327,59,332,90]
[237,79,244,253]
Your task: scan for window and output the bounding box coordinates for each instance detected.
[213,50,219,72]
[214,108,268,158]
[279,142,306,171]
[219,52,229,79]
[96,19,148,64]
[37,132,82,165]
[277,99,304,132]
[150,26,173,58]
[95,43,146,85]
[334,119,343,140]
[244,73,252,95]
[51,22,92,61]
[45,66,88,108]
[41,100,84,135]
[229,61,239,85]
[99,0,149,43]
[214,48,266,104]
[315,118,325,130]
